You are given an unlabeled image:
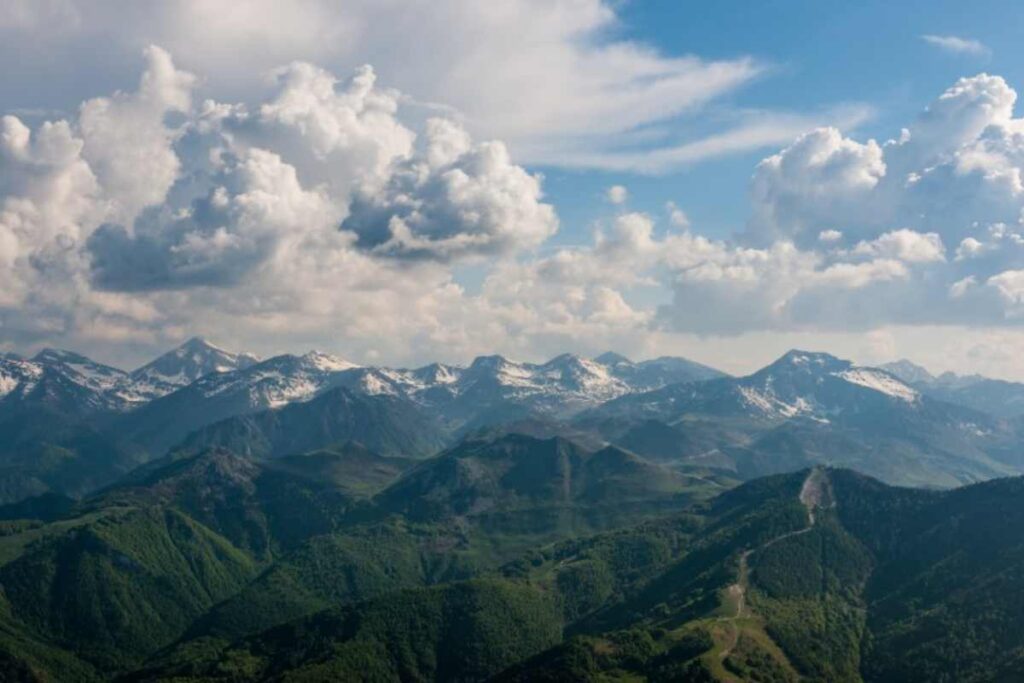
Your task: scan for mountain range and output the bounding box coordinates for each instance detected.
[881,358,1024,418]
[2,339,1024,504]
[0,338,1023,679]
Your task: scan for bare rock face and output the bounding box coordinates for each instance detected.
[800,467,835,513]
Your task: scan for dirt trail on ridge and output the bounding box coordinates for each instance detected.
[717,468,833,667]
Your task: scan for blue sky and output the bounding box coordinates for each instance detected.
[2,1,1024,378]
[542,0,1019,243]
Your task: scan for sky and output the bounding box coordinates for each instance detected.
[2,0,1024,378]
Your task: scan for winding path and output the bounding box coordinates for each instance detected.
[716,468,833,663]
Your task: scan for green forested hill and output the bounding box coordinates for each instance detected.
[0,438,1022,681]
[173,386,449,460]
[135,580,563,682]
[0,506,258,673]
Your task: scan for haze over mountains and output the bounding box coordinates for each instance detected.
[881,358,1024,418]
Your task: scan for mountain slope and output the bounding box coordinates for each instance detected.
[5,464,1024,680]
[100,349,725,460]
[180,519,479,643]
[0,505,257,672]
[129,337,261,391]
[494,467,1024,682]
[174,385,447,459]
[0,405,147,503]
[265,442,417,496]
[96,448,363,557]
[116,351,361,454]
[882,358,1024,418]
[371,434,697,525]
[173,385,448,458]
[139,579,562,683]
[0,351,151,416]
[583,350,1021,487]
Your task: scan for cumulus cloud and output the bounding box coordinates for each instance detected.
[246,62,415,195]
[655,230,919,334]
[78,46,196,224]
[688,73,1024,337]
[851,229,946,263]
[88,148,340,290]
[0,48,579,363]
[606,185,628,205]
[987,269,1024,306]
[5,44,1024,377]
[748,74,1024,250]
[341,118,557,260]
[749,126,886,246]
[756,77,1018,288]
[666,202,691,229]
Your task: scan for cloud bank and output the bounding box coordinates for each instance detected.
[1,43,1024,376]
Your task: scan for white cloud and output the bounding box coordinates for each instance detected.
[748,73,1024,255]
[78,46,196,224]
[530,105,875,173]
[342,118,558,261]
[851,229,946,263]
[606,185,628,205]
[666,202,691,229]
[987,269,1024,308]
[748,74,1024,251]
[749,126,886,245]
[955,237,986,260]
[5,48,1024,379]
[0,0,774,172]
[0,49,573,363]
[922,34,991,57]
[250,61,415,194]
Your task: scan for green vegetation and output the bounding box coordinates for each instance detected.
[496,627,718,682]
[142,580,562,682]
[0,436,1019,681]
[0,506,256,671]
[0,406,147,503]
[175,386,448,459]
[187,519,483,642]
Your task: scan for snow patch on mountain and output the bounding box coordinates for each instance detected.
[301,351,358,373]
[837,368,920,403]
[359,371,401,396]
[0,359,42,398]
[737,385,819,418]
[252,375,322,408]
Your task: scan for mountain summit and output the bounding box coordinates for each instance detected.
[131,337,261,388]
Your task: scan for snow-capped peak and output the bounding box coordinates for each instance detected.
[769,349,848,371]
[33,348,90,364]
[0,349,164,412]
[301,350,358,372]
[32,348,128,393]
[414,363,462,385]
[131,337,261,389]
